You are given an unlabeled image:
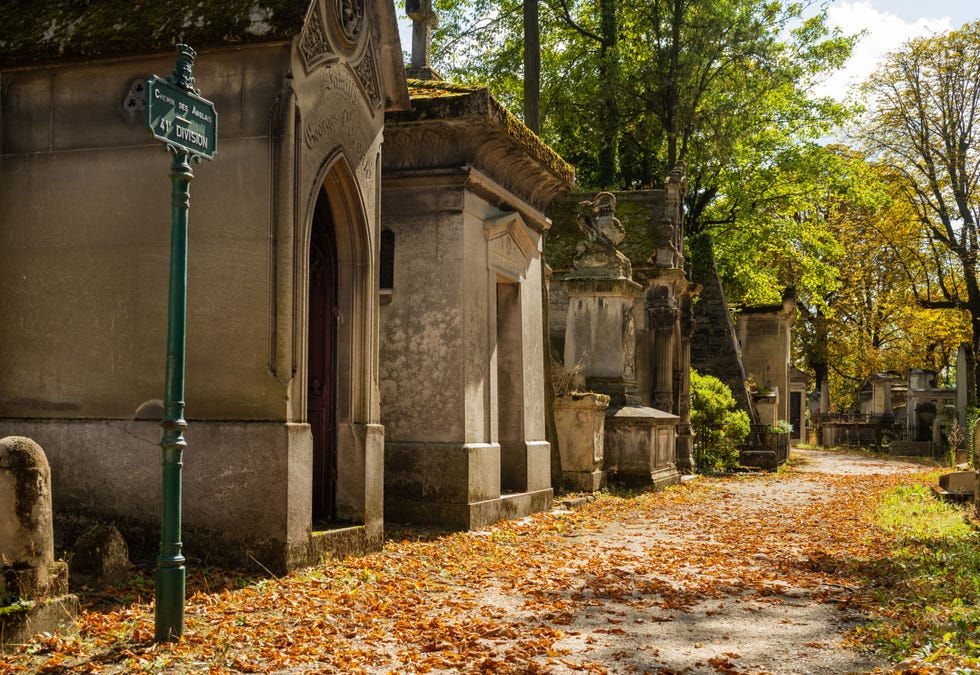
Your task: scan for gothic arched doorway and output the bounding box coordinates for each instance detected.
[308,195,338,523]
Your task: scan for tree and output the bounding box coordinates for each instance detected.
[792,149,971,410]
[523,0,540,133]
[430,0,854,298]
[859,21,980,405]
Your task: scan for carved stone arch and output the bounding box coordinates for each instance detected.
[294,148,377,524]
[297,149,373,427]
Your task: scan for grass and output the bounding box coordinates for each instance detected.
[852,477,980,669]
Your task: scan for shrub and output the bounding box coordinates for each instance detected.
[690,369,751,472]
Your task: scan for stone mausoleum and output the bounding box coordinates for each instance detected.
[379,81,573,527]
[547,167,700,484]
[0,1,571,571]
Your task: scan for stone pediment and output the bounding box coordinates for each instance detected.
[486,213,536,279]
[383,81,575,218]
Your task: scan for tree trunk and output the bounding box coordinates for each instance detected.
[597,0,619,187]
[666,0,683,169]
[523,0,541,134]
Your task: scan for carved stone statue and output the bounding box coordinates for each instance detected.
[572,191,632,279]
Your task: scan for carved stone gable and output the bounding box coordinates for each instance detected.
[299,2,338,73]
[486,213,536,279]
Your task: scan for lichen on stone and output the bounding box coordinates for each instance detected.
[402,78,575,186]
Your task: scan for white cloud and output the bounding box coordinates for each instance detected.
[815,0,953,101]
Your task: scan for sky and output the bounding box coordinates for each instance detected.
[815,0,977,100]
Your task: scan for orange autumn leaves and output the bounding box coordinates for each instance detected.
[3,462,911,674]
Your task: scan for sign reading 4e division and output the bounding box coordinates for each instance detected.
[145,75,217,160]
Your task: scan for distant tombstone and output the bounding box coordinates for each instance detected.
[0,436,77,651]
[72,525,131,590]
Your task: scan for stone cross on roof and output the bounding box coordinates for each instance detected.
[406,0,441,80]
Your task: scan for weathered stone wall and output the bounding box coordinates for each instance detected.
[378,184,471,442]
[0,48,287,421]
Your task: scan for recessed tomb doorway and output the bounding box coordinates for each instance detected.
[308,194,339,524]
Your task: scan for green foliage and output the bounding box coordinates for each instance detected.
[430,0,859,360]
[0,598,31,617]
[859,20,980,405]
[790,147,972,411]
[854,482,980,667]
[690,369,750,472]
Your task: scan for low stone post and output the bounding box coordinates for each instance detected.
[554,392,610,491]
[1,436,78,652]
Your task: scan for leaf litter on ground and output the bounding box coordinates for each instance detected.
[1,449,970,674]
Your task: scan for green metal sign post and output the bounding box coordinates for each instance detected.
[144,44,217,643]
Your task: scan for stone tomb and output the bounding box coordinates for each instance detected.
[548,175,699,479]
[379,80,574,528]
[560,193,681,488]
[554,392,610,492]
[0,1,410,571]
[0,437,77,652]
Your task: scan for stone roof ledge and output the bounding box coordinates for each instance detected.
[0,0,409,110]
[382,79,575,227]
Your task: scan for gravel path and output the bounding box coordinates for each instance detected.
[507,448,926,674]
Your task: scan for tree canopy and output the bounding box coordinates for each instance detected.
[429,0,854,302]
[426,1,979,408]
[858,20,980,404]
[792,148,971,409]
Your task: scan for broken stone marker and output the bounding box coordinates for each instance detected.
[71,524,131,589]
[0,436,78,652]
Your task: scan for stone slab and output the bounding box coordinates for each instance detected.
[0,594,78,653]
[562,470,606,493]
[939,470,977,495]
[385,488,553,530]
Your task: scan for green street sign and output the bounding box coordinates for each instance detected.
[145,75,217,159]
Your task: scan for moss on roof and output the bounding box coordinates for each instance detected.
[400,78,575,187]
[0,0,309,67]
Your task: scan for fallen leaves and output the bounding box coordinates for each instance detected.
[0,451,943,673]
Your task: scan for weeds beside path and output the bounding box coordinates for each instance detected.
[0,449,954,674]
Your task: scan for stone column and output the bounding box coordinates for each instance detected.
[674,291,698,473]
[647,284,678,411]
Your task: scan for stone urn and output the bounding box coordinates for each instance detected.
[554,392,610,492]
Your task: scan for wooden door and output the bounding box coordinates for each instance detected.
[308,205,337,523]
